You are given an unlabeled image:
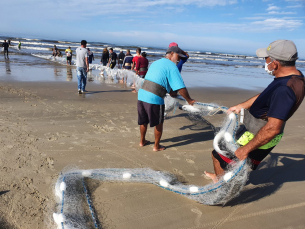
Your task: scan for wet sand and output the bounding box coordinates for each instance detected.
[0,76,305,228]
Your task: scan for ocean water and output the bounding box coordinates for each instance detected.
[0,36,304,90]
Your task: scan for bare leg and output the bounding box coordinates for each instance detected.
[153,123,165,151]
[204,152,224,183]
[139,124,148,146]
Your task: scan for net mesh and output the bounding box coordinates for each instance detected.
[50,66,249,229]
[51,97,250,229]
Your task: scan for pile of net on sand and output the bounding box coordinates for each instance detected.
[52,95,249,229]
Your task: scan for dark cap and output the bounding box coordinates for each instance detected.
[81,40,87,45]
[166,46,184,57]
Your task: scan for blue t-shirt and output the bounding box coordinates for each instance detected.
[138,58,186,105]
[177,55,189,72]
[250,75,303,121]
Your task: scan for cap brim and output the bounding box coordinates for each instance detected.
[256,48,268,58]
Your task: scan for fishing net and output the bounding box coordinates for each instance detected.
[51,95,250,229]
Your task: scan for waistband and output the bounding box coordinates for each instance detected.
[139,67,148,72]
[142,80,167,98]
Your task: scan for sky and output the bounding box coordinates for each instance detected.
[1,0,305,57]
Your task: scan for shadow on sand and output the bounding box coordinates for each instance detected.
[227,152,305,206]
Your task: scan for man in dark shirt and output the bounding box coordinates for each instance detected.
[108,48,117,69]
[2,40,9,59]
[205,40,304,183]
[118,50,125,69]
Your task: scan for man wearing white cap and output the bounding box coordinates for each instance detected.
[205,40,304,183]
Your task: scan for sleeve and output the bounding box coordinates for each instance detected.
[177,57,188,73]
[167,65,186,91]
[268,86,296,121]
[136,58,141,70]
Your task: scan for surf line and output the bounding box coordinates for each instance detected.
[52,100,249,229]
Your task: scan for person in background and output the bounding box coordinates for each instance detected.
[18,41,21,50]
[53,45,58,59]
[100,48,109,66]
[2,40,9,59]
[136,52,149,78]
[76,40,89,94]
[122,49,133,70]
[169,42,189,72]
[65,46,73,65]
[137,46,195,151]
[132,48,141,70]
[87,48,94,64]
[108,48,117,69]
[118,50,125,69]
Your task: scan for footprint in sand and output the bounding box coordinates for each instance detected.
[186,159,195,164]
[191,208,202,226]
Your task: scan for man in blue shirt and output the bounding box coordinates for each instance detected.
[137,46,195,151]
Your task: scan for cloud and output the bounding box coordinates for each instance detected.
[0,0,239,20]
[251,18,303,30]
[267,5,280,11]
[268,11,297,14]
[286,4,303,7]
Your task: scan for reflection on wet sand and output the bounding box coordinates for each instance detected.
[66,67,72,81]
[5,59,11,74]
[54,67,62,78]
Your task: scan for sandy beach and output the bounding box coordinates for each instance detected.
[0,71,304,229]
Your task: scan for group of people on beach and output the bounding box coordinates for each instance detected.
[73,38,305,183]
[1,39,22,59]
[132,40,304,183]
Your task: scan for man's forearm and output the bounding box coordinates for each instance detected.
[238,117,283,157]
[178,88,193,104]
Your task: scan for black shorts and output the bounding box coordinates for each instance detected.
[67,56,72,61]
[212,146,275,171]
[212,125,276,170]
[137,100,165,127]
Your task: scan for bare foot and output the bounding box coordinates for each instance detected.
[139,140,149,147]
[204,171,218,184]
[132,90,137,93]
[153,145,166,152]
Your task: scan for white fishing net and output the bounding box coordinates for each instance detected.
[51,96,250,229]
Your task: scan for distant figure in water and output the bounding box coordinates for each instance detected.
[2,40,9,59]
[87,48,94,64]
[18,41,21,50]
[65,46,72,65]
[100,48,109,66]
[136,52,149,78]
[53,45,58,59]
[118,50,125,69]
[122,49,133,70]
[108,48,117,69]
